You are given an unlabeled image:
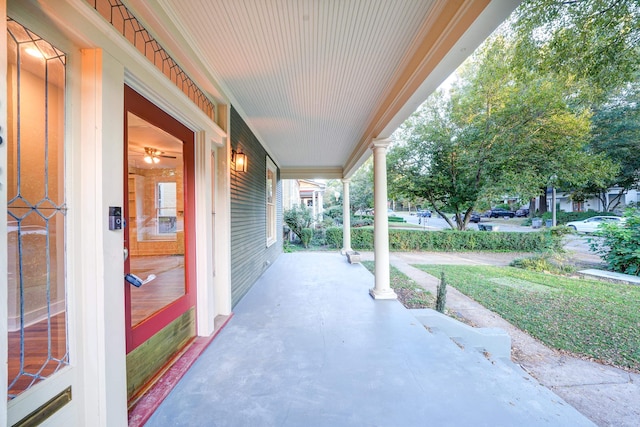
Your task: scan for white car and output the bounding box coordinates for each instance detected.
[565,216,623,233]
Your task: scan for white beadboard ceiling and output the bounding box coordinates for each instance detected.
[126,0,519,178]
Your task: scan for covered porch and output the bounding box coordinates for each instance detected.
[145,252,593,426]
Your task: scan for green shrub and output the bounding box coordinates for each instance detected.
[324,228,558,252]
[436,272,447,313]
[283,240,295,253]
[352,227,375,249]
[510,252,576,275]
[301,228,313,248]
[326,227,343,248]
[311,228,326,246]
[324,205,343,223]
[589,208,640,276]
[388,216,405,222]
[284,204,313,239]
[352,217,373,227]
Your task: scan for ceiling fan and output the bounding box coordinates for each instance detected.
[135,146,177,164]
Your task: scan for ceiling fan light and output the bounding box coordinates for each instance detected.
[153,156,160,164]
[144,154,153,164]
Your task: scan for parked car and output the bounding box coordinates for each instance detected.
[489,208,515,218]
[417,209,431,218]
[451,212,481,223]
[515,208,530,217]
[566,216,624,233]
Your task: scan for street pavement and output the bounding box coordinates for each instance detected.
[395,211,536,232]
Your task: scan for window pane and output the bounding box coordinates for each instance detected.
[266,159,277,245]
[7,19,68,399]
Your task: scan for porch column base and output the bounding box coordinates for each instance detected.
[369,287,397,300]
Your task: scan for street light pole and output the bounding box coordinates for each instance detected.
[550,174,558,227]
[552,186,557,227]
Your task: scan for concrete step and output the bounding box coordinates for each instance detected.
[410,308,511,359]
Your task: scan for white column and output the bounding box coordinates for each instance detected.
[318,191,324,221]
[370,139,397,300]
[312,191,317,222]
[341,179,352,254]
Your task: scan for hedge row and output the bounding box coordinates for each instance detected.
[325,227,558,252]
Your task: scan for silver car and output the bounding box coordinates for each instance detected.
[565,216,623,233]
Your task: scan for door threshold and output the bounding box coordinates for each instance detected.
[127,314,233,427]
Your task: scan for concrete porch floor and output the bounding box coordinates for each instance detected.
[146,252,594,426]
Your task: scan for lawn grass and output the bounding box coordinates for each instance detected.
[414,264,640,372]
[362,261,434,308]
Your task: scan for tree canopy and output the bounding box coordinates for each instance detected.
[389,32,618,229]
[513,0,640,105]
[582,79,640,210]
[349,157,374,214]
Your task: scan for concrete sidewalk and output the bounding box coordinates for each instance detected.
[147,252,594,426]
[359,251,640,427]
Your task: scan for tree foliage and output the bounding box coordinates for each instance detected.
[349,157,374,214]
[283,204,313,239]
[584,80,640,210]
[513,0,640,105]
[589,207,640,275]
[510,0,640,210]
[389,35,616,229]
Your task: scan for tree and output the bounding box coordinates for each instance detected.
[349,158,374,214]
[283,204,313,240]
[510,1,639,212]
[513,0,640,106]
[583,80,640,210]
[389,35,616,228]
[323,179,343,208]
[389,92,482,229]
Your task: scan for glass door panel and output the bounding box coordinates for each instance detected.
[126,112,186,327]
[6,18,69,399]
[124,85,196,353]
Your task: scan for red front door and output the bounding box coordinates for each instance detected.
[123,85,196,353]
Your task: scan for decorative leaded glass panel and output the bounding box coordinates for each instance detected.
[6,18,68,400]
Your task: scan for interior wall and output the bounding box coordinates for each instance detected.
[127,166,184,257]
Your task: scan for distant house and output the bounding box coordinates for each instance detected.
[283,179,326,223]
[299,180,326,221]
[554,188,639,214]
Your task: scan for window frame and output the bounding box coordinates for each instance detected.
[266,157,277,247]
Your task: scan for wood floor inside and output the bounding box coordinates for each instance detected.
[8,255,187,397]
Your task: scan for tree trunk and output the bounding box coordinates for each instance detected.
[539,189,548,215]
[528,198,536,216]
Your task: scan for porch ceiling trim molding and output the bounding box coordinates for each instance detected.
[280,167,343,180]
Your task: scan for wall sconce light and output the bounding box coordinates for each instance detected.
[232,149,248,172]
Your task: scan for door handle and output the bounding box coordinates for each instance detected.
[124,247,129,261]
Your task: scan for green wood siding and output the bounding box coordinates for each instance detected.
[230,107,282,306]
[126,308,195,402]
